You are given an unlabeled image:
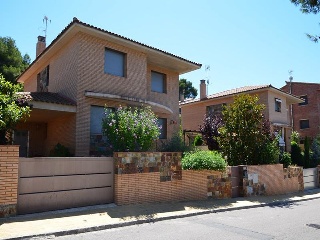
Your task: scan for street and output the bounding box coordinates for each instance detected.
[42,197,320,240]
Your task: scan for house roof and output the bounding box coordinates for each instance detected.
[180,84,303,106]
[18,18,201,83]
[18,92,76,106]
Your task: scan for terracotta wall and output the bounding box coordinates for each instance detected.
[241,164,303,197]
[114,152,231,205]
[0,146,19,217]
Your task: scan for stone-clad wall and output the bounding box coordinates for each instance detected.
[0,146,19,217]
[241,164,303,197]
[114,152,231,205]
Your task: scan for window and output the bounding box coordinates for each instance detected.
[104,48,126,77]
[300,119,310,129]
[299,95,308,106]
[37,65,49,92]
[90,106,114,156]
[275,98,281,112]
[151,71,166,93]
[206,103,225,116]
[157,118,167,139]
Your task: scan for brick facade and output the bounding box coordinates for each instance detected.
[19,20,191,157]
[181,87,295,151]
[0,146,19,217]
[281,82,320,139]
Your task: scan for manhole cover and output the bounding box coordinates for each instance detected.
[306,224,320,229]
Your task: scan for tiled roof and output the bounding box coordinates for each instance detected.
[181,84,285,105]
[18,18,201,79]
[17,92,76,106]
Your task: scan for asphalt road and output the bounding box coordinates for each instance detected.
[40,198,320,240]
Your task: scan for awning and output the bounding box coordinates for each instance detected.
[85,91,173,115]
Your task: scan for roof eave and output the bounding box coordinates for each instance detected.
[18,19,201,83]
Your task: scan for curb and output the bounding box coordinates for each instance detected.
[5,193,320,240]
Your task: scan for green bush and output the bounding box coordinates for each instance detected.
[102,106,160,152]
[49,143,72,157]
[280,152,292,168]
[291,131,300,144]
[259,138,280,164]
[182,150,227,171]
[193,135,203,146]
[291,141,304,166]
[158,133,192,152]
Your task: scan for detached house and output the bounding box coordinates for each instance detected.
[16,18,201,157]
[180,80,303,151]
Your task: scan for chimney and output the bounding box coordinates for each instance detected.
[179,90,185,102]
[200,79,207,100]
[36,36,46,57]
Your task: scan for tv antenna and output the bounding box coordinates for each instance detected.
[205,65,210,95]
[288,70,293,82]
[43,16,51,40]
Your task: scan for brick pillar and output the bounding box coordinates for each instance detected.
[0,145,19,217]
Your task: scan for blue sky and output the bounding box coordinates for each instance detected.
[1,0,319,95]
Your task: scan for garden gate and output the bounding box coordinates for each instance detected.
[303,167,318,190]
[18,157,114,214]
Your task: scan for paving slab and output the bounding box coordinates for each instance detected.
[1,189,320,240]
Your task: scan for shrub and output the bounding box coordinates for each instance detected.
[199,113,223,150]
[182,150,227,171]
[311,137,320,167]
[258,138,280,164]
[49,143,72,157]
[280,152,292,168]
[102,106,160,152]
[291,141,304,166]
[193,135,203,146]
[291,131,300,143]
[158,133,192,152]
[304,136,311,168]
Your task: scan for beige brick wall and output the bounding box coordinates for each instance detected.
[181,90,290,131]
[115,170,220,205]
[75,33,179,156]
[0,145,19,217]
[23,32,180,156]
[45,114,76,156]
[244,164,303,196]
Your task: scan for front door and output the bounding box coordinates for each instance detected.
[13,130,29,157]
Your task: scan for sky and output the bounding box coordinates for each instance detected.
[1,0,319,96]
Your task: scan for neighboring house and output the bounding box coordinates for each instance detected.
[16,17,201,157]
[180,80,303,151]
[281,81,320,141]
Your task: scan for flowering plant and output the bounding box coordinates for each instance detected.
[102,105,160,152]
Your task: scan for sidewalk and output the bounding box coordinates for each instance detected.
[1,189,320,240]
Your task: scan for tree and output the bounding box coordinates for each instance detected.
[0,74,31,144]
[199,113,223,150]
[179,79,198,99]
[291,0,320,42]
[218,94,277,166]
[0,37,31,83]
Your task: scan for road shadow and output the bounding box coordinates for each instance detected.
[1,189,319,225]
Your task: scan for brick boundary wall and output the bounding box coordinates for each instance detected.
[241,164,303,197]
[0,145,19,218]
[114,170,231,205]
[114,152,231,205]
